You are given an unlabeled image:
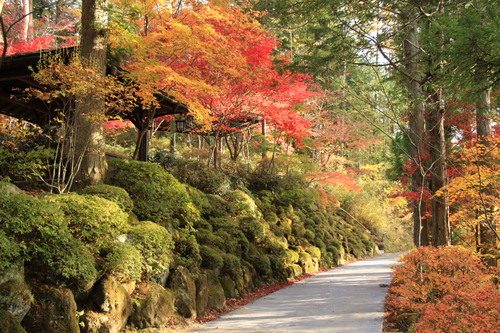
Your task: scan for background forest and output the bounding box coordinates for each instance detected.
[0,0,498,332]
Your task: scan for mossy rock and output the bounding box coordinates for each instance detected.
[21,285,79,333]
[285,264,303,279]
[0,273,32,322]
[0,310,26,333]
[129,282,176,329]
[169,266,197,319]
[219,275,238,299]
[196,270,226,316]
[85,276,131,333]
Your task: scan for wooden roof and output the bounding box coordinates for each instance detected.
[0,47,188,127]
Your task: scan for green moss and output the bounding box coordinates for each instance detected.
[203,194,234,218]
[0,310,26,333]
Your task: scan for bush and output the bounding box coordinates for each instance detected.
[107,158,197,227]
[221,253,242,279]
[80,184,134,213]
[0,192,98,289]
[195,229,225,249]
[226,190,261,219]
[128,221,174,279]
[249,255,272,279]
[413,290,500,333]
[105,242,143,283]
[0,230,21,272]
[0,143,53,184]
[238,216,265,242]
[203,194,234,218]
[224,230,250,258]
[46,193,128,252]
[174,228,201,269]
[168,159,231,195]
[199,245,224,270]
[385,246,498,332]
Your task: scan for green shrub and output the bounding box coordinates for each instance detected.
[284,249,300,265]
[46,193,128,252]
[238,216,265,242]
[107,158,198,227]
[196,229,225,249]
[0,230,21,272]
[262,232,288,256]
[203,194,234,218]
[128,221,173,279]
[269,256,287,281]
[249,255,272,280]
[0,144,53,184]
[168,159,231,195]
[224,230,250,258]
[0,192,99,289]
[199,245,224,270]
[209,216,238,233]
[174,228,201,269]
[105,242,143,283]
[226,190,261,219]
[305,246,322,260]
[221,253,242,279]
[80,184,134,213]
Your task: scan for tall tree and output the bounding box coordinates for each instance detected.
[74,0,108,186]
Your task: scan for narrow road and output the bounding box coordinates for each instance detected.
[188,252,403,333]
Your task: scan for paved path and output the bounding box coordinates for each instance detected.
[188,252,403,333]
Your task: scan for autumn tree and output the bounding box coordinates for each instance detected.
[108,0,314,165]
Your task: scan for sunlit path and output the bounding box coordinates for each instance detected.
[188,253,403,333]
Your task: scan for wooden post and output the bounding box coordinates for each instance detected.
[170,118,176,153]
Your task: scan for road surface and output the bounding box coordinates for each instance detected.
[188,252,403,333]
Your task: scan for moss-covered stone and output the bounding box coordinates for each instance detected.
[0,310,26,333]
[84,276,131,333]
[22,285,80,333]
[129,282,176,329]
[0,266,31,322]
[219,275,238,299]
[169,266,197,319]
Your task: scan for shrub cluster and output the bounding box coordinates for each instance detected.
[385,246,499,332]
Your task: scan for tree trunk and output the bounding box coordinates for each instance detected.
[428,86,450,246]
[403,19,430,247]
[476,87,497,266]
[74,0,108,187]
[21,0,32,41]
